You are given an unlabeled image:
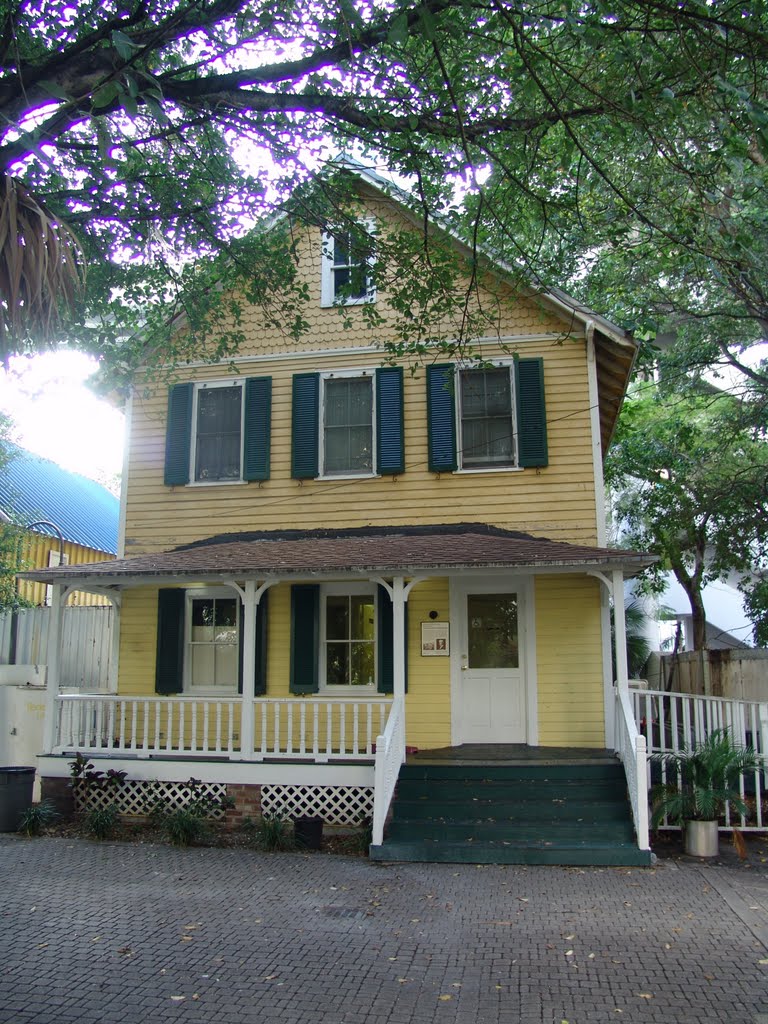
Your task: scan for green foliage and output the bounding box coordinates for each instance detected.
[0,0,766,396]
[147,777,232,848]
[650,729,762,826]
[343,815,373,856]
[17,800,59,837]
[607,386,768,649]
[84,804,120,840]
[250,814,294,852]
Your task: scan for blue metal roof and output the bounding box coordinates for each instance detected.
[0,446,119,554]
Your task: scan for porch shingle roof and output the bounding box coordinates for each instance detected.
[20,523,654,587]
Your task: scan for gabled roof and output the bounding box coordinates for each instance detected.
[0,446,119,555]
[21,523,654,588]
[335,158,638,451]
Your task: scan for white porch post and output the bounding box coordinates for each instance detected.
[238,579,257,760]
[392,575,407,710]
[612,568,629,691]
[43,583,64,753]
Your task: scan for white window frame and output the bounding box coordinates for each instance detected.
[184,587,240,695]
[319,369,377,479]
[189,379,245,485]
[320,222,376,307]
[319,582,378,693]
[456,361,521,473]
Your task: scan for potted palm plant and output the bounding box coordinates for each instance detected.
[650,729,761,857]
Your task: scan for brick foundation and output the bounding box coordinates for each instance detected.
[40,777,75,820]
[223,783,263,830]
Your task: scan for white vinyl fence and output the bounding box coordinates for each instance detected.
[0,606,113,691]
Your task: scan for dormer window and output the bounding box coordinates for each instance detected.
[321,224,375,306]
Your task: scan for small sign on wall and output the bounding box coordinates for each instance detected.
[421,621,450,656]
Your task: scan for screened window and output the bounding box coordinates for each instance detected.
[187,594,239,692]
[323,589,376,688]
[459,367,516,469]
[321,374,374,476]
[194,384,242,482]
[321,225,375,306]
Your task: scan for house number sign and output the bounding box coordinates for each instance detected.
[421,622,450,656]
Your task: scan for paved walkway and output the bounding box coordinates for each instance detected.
[2,836,768,1024]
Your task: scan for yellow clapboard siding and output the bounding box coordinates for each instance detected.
[122,337,600,555]
[534,575,606,747]
[19,536,115,607]
[403,580,452,750]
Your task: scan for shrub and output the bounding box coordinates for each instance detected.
[84,804,120,840]
[253,814,294,851]
[159,807,210,847]
[17,800,59,837]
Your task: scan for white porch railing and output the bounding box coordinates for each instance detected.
[371,697,406,846]
[632,687,768,831]
[614,682,650,851]
[53,694,392,762]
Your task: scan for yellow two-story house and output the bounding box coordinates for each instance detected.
[30,165,653,865]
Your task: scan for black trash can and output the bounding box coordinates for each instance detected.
[0,767,35,832]
[293,816,323,850]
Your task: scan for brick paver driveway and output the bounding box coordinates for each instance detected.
[1,836,767,1024]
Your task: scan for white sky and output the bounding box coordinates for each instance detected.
[0,351,125,491]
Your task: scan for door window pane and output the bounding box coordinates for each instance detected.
[467,594,519,668]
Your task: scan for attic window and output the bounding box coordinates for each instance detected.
[321,224,375,306]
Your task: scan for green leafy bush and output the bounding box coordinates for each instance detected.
[84,804,120,840]
[17,800,59,836]
[252,814,294,852]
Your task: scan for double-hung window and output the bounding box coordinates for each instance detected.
[193,382,243,482]
[321,372,374,476]
[426,358,548,473]
[164,377,272,486]
[321,224,375,306]
[322,584,376,689]
[186,590,239,694]
[292,367,404,479]
[459,366,516,469]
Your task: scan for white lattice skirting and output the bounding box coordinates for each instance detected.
[73,780,228,819]
[261,785,373,826]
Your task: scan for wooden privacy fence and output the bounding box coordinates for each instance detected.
[0,606,113,691]
[655,649,768,702]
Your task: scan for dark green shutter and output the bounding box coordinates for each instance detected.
[243,377,272,481]
[376,585,409,694]
[237,591,269,695]
[164,383,193,486]
[376,367,405,475]
[291,373,320,479]
[155,589,185,694]
[290,585,320,693]
[515,357,548,468]
[426,364,457,472]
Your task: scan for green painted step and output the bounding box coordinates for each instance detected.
[386,820,636,842]
[369,839,653,867]
[399,762,625,782]
[392,800,631,822]
[395,779,627,800]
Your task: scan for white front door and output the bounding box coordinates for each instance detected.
[452,580,528,744]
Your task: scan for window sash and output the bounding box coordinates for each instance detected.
[322,590,376,688]
[187,595,239,692]
[194,385,243,482]
[322,376,374,475]
[459,367,516,468]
